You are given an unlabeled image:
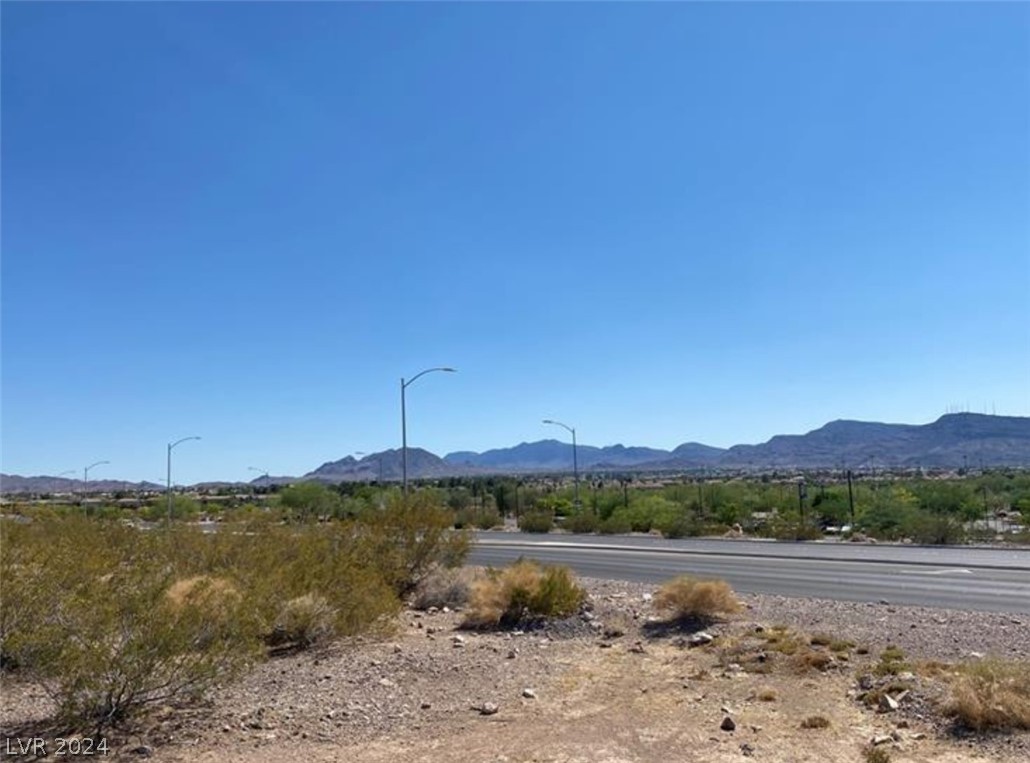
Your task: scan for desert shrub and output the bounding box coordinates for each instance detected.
[904,512,967,545]
[794,649,835,673]
[945,658,1030,731]
[653,575,742,622]
[757,687,778,702]
[765,515,822,541]
[873,645,911,677]
[863,747,891,763]
[518,510,554,534]
[654,514,700,539]
[598,514,632,534]
[278,481,341,522]
[757,625,808,656]
[562,510,599,534]
[412,567,477,611]
[454,506,502,530]
[1,518,262,729]
[359,492,471,596]
[1,501,470,729]
[463,559,585,628]
[800,715,830,729]
[267,594,336,650]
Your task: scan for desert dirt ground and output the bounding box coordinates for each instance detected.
[3,576,1028,763]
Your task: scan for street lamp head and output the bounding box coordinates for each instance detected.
[441,367,457,373]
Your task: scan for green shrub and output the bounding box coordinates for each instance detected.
[904,512,967,545]
[598,515,632,534]
[1,500,470,729]
[654,514,699,539]
[562,510,600,534]
[463,560,586,628]
[764,515,822,541]
[359,492,471,596]
[518,510,554,533]
[2,519,262,728]
[455,506,502,530]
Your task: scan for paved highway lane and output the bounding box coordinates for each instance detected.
[474,531,1030,569]
[469,538,1030,614]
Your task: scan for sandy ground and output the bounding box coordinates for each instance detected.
[2,577,1028,762]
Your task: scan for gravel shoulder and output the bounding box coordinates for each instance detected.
[2,576,1028,762]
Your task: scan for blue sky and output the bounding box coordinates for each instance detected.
[2,2,1028,484]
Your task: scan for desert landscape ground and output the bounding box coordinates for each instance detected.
[3,573,1028,763]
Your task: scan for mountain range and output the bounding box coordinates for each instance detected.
[3,414,1029,493]
[297,413,1030,481]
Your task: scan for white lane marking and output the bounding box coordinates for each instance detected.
[900,568,973,576]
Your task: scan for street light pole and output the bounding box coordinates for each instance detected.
[247,466,269,482]
[401,367,456,495]
[543,419,579,509]
[167,436,201,524]
[82,461,110,509]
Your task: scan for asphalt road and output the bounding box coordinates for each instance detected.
[469,533,1030,613]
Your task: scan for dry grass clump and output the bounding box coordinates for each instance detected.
[463,559,586,628]
[756,687,778,702]
[860,679,914,708]
[165,575,240,611]
[873,645,911,677]
[800,715,831,729]
[793,649,835,673]
[915,659,952,678]
[810,632,855,653]
[267,594,336,650]
[411,567,480,611]
[653,575,741,622]
[945,658,1030,731]
[758,625,807,656]
[863,747,891,763]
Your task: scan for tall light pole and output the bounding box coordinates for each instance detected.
[543,419,579,509]
[83,461,110,507]
[167,436,201,524]
[401,367,456,495]
[248,466,269,499]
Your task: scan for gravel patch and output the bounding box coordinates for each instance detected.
[2,575,1028,761]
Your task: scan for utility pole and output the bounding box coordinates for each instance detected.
[847,470,855,526]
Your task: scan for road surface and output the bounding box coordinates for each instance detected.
[469,532,1030,613]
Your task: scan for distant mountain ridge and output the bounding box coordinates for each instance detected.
[3,414,1028,492]
[443,440,673,471]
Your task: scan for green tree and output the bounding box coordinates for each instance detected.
[279,482,340,522]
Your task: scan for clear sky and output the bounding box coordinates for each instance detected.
[2,2,1029,484]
